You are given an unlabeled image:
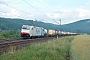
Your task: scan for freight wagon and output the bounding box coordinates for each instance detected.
[47,29,58,36]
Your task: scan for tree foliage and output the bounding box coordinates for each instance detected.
[0,17,90,34]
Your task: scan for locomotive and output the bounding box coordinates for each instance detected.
[21,25,46,38]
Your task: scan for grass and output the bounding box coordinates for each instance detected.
[70,35,90,60]
[0,33,21,40]
[0,36,74,60]
[0,30,21,40]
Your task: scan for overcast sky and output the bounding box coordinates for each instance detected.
[0,0,90,25]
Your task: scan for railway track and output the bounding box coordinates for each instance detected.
[0,36,58,55]
[0,34,77,56]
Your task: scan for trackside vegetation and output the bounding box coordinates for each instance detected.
[0,36,74,60]
[0,30,20,40]
[70,35,90,60]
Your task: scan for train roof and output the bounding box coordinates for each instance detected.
[22,25,44,28]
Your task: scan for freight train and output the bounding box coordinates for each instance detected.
[21,25,77,38]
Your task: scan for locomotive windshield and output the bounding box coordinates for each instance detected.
[22,26,30,30]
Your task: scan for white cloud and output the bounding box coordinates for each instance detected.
[46,9,73,20]
[38,0,51,9]
[86,3,89,4]
[76,8,90,18]
[59,9,71,12]
[80,6,83,8]
[46,13,60,19]
[0,0,11,2]
[46,13,53,18]
[53,14,60,18]
[7,9,20,17]
[39,0,43,2]
[28,14,34,17]
[58,9,74,18]
[0,0,90,24]
[47,8,90,24]
[54,8,90,19]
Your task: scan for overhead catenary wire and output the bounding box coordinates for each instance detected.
[1,1,57,23]
[0,10,34,25]
[23,0,46,20]
[29,0,39,9]
[23,0,59,27]
[0,2,34,25]
[23,0,43,15]
[29,0,52,23]
[0,0,56,24]
[0,1,60,27]
[23,0,48,26]
[0,2,31,15]
[52,19,59,24]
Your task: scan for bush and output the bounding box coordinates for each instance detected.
[0,30,20,40]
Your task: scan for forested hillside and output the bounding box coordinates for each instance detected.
[0,17,59,30]
[0,17,90,34]
[62,19,90,33]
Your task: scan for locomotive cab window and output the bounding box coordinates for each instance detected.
[22,27,27,29]
[22,26,30,30]
[27,27,30,30]
[31,28,33,30]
